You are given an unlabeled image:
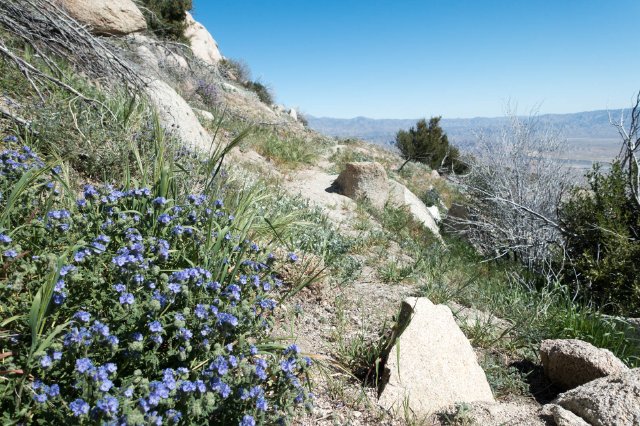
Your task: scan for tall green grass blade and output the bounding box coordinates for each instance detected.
[0,162,58,227]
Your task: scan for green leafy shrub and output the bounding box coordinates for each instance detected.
[137,0,192,41]
[421,188,440,207]
[243,81,274,106]
[559,162,640,316]
[395,117,467,174]
[0,138,313,424]
[219,59,252,83]
[216,58,274,105]
[480,354,528,398]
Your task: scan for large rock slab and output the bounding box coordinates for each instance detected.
[378,297,494,417]
[58,0,146,36]
[552,368,640,426]
[184,12,222,65]
[540,339,628,390]
[388,180,440,237]
[333,162,389,210]
[144,80,211,150]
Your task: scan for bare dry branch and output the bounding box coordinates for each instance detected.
[610,92,640,209]
[0,0,144,90]
[447,111,573,277]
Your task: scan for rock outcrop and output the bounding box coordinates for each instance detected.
[448,401,548,426]
[540,339,628,390]
[542,404,591,426]
[551,368,640,426]
[129,34,190,77]
[378,297,494,417]
[184,12,222,65]
[144,79,210,150]
[388,180,440,237]
[58,0,146,36]
[193,108,214,121]
[427,205,441,222]
[333,162,441,238]
[334,162,389,210]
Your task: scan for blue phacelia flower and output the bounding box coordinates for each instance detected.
[73,311,91,323]
[33,393,48,403]
[149,321,163,333]
[75,358,93,373]
[3,249,17,258]
[152,197,167,206]
[217,312,238,327]
[40,355,52,369]
[70,398,90,416]
[240,415,256,426]
[119,292,135,305]
[157,213,172,225]
[96,396,119,417]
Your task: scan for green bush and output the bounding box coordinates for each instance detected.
[395,117,467,174]
[421,188,440,207]
[243,81,274,106]
[137,0,192,41]
[559,162,640,316]
[219,59,252,83]
[216,59,274,105]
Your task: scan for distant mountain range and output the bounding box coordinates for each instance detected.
[308,109,635,168]
[307,109,626,150]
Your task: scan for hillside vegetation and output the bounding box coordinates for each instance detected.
[0,1,638,426]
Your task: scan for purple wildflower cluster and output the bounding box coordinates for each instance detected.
[0,139,65,262]
[0,141,45,178]
[1,142,312,425]
[195,80,221,107]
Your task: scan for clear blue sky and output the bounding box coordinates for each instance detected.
[193,1,640,119]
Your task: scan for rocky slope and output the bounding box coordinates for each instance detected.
[1,2,638,425]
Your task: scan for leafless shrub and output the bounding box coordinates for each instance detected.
[611,92,640,208]
[447,111,574,279]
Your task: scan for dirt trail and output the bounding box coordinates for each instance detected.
[234,146,547,425]
[261,153,419,424]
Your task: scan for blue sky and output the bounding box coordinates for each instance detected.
[193,1,640,119]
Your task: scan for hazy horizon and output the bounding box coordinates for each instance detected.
[306,106,631,121]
